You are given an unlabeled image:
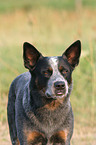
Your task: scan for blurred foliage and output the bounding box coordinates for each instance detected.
[0,0,96,13]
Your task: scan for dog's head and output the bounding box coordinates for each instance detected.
[23,40,81,99]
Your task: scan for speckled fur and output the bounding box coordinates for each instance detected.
[7,40,81,145]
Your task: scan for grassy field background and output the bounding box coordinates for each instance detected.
[0,0,96,145]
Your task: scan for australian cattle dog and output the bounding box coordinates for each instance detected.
[7,40,81,145]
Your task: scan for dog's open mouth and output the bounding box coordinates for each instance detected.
[45,82,69,99]
[55,89,65,96]
[45,91,65,99]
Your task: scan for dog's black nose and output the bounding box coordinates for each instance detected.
[54,81,65,90]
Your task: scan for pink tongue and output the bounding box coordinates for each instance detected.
[57,92,63,95]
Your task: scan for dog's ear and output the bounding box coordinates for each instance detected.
[23,42,43,70]
[63,40,81,69]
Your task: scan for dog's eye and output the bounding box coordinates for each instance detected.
[43,71,48,75]
[59,66,68,75]
[62,69,68,74]
[42,70,52,78]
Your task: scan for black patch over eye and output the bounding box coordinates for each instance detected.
[59,66,68,75]
[42,68,52,78]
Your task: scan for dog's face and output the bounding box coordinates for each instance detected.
[23,40,81,99]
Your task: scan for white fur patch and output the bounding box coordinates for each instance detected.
[45,57,69,98]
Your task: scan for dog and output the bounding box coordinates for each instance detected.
[7,40,81,145]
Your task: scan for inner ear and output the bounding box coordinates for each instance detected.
[23,42,43,70]
[63,40,81,68]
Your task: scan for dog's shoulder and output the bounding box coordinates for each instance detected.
[9,72,31,95]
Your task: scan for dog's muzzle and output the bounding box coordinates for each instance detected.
[45,80,67,99]
[54,81,66,96]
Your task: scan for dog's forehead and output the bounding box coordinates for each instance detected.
[37,56,69,70]
[48,56,59,68]
[47,56,68,68]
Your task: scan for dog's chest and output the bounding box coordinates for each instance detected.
[33,102,70,136]
[35,111,61,136]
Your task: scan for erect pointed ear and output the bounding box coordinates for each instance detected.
[23,42,43,70]
[62,40,81,69]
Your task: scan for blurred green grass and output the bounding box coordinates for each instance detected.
[0,0,75,12]
[0,0,96,13]
[0,0,96,145]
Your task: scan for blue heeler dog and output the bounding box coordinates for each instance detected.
[7,40,81,145]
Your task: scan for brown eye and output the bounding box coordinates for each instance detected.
[43,71,50,78]
[59,66,68,75]
[42,68,52,78]
[43,71,48,75]
[62,69,68,74]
